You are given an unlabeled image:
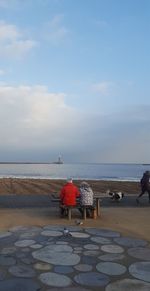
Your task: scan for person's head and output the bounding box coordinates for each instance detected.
[145,171,150,176]
[67,178,73,183]
[80,181,90,188]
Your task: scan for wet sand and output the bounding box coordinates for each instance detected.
[0,178,140,195]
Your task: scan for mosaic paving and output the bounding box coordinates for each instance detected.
[0,225,149,290]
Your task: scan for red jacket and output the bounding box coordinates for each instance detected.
[60,182,80,206]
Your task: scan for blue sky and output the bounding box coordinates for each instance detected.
[0,0,150,163]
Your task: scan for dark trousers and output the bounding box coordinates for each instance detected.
[79,206,93,218]
[138,188,150,202]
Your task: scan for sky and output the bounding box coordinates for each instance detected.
[0,0,150,163]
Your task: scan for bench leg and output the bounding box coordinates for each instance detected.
[83,207,87,220]
[93,208,97,219]
[96,199,100,216]
[68,208,72,220]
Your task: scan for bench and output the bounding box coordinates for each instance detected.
[51,196,102,220]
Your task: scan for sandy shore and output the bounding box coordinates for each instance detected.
[0,178,149,242]
[0,178,140,195]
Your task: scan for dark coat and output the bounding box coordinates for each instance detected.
[140,172,150,191]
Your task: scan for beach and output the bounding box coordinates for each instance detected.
[0,178,140,195]
[0,178,149,242]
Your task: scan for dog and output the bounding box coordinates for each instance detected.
[106,190,124,201]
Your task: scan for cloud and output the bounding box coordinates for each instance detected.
[43,14,69,45]
[0,69,5,75]
[0,21,36,58]
[0,84,150,163]
[92,81,117,96]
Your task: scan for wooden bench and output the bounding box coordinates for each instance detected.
[51,196,102,220]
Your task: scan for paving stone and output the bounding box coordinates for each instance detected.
[33,262,52,271]
[74,271,110,287]
[129,261,150,282]
[114,236,148,247]
[41,230,62,237]
[30,244,42,249]
[56,241,68,245]
[54,266,74,274]
[99,253,125,261]
[15,251,26,259]
[0,232,12,239]
[74,264,93,272]
[8,265,36,278]
[83,250,100,256]
[33,235,49,243]
[43,226,82,232]
[22,247,31,252]
[106,278,150,291]
[128,247,150,260]
[74,250,82,254]
[0,255,16,266]
[0,278,40,291]
[21,256,36,265]
[96,262,127,275]
[90,236,112,244]
[83,244,99,250]
[74,247,83,251]
[32,244,80,265]
[15,239,35,247]
[43,225,65,231]
[0,270,6,280]
[101,244,124,254]
[45,288,92,291]
[39,272,72,287]
[85,228,120,238]
[19,232,37,239]
[0,247,16,255]
[70,232,90,238]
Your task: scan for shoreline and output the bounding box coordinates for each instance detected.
[0,178,140,195]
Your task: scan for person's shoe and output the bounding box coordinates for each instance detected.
[136,198,140,205]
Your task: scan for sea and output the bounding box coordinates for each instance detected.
[0,163,149,182]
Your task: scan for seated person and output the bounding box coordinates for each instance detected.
[60,178,80,216]
[79,181,94,218]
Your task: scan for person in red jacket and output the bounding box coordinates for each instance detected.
[60,178,80,216]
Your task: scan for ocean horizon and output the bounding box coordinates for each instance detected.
[0,162,149,182]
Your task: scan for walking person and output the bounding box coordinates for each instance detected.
[60,178,80,217]
[79,181,94,218]
[136,171,150,204]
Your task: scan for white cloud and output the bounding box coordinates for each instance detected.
[43,14,69,45]
[0,84,150,163]
[92,81,117,96]
[0,69,5,75]
[0,21,36,58]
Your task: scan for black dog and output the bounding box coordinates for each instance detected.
[106,190,124,201]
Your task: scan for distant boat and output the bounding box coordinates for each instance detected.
[53,156,63,164]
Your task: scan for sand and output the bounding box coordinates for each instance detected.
[0,178,140,195]
[0,178,149,242]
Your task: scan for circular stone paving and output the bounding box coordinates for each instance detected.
[96,262,127,275]
[106,278,150,291]
[32,244,80,265]
[74,272,110,287]
[128,247,150,260]
[0,225,149,291]
[114,236,148,247]
[129,261,150,282]
[101,244,124,254]
[39,272,72,287]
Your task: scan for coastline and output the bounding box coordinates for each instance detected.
[0,178,140,195]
